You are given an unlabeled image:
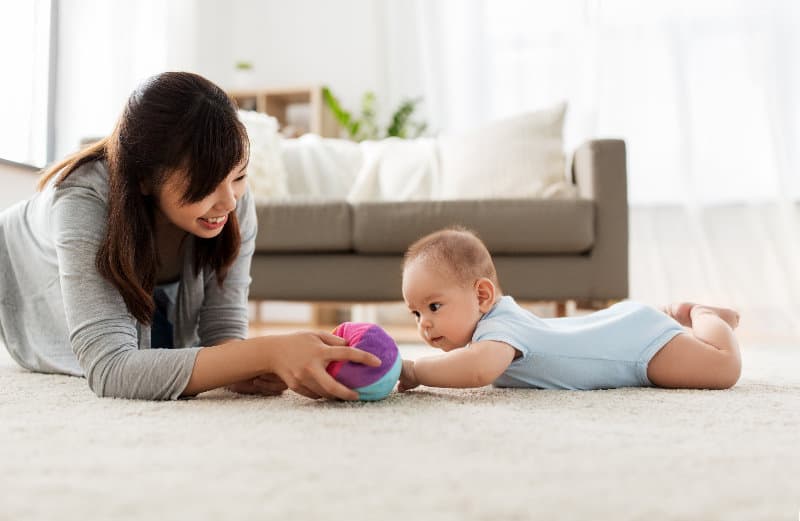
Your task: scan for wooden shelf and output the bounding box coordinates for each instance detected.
[228,86,340,138]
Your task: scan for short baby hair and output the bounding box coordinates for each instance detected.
[403,227,501,290]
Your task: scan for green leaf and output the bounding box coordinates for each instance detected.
[322,87,428,142]
[386,97,423,138]
[323,86,357,138]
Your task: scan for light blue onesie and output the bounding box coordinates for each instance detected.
[472,296,685,390]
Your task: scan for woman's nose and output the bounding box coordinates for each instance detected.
[215,183,237,211]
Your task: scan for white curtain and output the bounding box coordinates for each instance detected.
[0,0,52,166]
[395,0,800,340]
[55,0,198,160]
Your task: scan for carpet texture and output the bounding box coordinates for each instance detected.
[0,343,798,521]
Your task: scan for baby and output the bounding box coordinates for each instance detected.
[399,227,742,392]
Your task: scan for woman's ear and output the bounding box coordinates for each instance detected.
[475,278,496,313]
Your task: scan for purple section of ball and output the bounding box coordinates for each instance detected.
[335,325,399,389]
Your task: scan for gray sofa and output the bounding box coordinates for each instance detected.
[249,139,628,311]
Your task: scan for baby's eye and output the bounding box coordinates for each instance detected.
[411,311,420,319]
[429,303,441,312]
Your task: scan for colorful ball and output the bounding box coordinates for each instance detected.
[326,322,401,401]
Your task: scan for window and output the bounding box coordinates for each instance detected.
[0,0,54,167]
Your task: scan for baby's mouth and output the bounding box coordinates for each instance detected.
[430,336,444,345]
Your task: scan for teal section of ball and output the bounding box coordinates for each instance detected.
[354,354,402,401]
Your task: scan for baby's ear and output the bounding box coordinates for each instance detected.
[475,278,496,312]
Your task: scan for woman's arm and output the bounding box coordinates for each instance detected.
[53,178,204,400]
[183,331,381,400]
[400,340,518,390]
[51,183,377,400]
[205,338,286,396]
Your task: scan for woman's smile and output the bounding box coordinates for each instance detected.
[198,214,228,230]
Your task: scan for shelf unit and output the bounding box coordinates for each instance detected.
[228,86,340,138]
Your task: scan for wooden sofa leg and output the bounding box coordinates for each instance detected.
[310,303,349,329]
[555,301,567,317]
[574,299,621,311]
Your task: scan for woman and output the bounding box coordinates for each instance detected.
[0,72,379,401]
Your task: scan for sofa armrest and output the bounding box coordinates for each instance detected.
[571,139,629,298]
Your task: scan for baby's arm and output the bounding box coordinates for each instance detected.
[399,341,518,391]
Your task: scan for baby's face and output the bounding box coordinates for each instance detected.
[402,259,483,351]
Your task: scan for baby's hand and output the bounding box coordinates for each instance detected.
[397,359,419,392]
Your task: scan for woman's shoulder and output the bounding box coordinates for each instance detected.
[235,185,256,234]
[54,160,110,202]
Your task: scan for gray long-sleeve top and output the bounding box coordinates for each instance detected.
[0,160,256,400]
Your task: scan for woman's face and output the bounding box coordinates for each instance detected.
[154,161,248,238]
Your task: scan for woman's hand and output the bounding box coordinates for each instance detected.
[268,331,382,401]
[397,359,419,392]
[227,373,288,396]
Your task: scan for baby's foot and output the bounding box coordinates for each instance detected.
[691,304,740,329]
[661,302,740,329]
[660,302,695,327]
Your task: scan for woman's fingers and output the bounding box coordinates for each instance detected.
[317,331,349,346]
[256,374,287,387]
[287,371,335,400]
[253,377,288,394]
[291,383,322,400]
[291,370,359,401]
[313,369,360,400]
[257,373,284,382]
[227,381,258,394]
[324,346,382,367]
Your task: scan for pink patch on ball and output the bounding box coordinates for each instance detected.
[325,322,400,389]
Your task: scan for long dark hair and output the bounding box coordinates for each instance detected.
[38,72,249,324]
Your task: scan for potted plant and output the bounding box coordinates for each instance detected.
[233,61,254,90]
[322,86,428,141]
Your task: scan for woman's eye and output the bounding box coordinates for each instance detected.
[235,174,247,182]
[429,303,441,312]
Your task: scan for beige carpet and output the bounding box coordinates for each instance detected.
[1,343,798,521]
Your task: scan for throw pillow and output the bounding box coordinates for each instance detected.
[347,137,439,203]
[281,134,361,198]
[437,102,575,199]
[237,110,289,201]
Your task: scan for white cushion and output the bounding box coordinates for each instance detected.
[347,137,439,203]
[238,110,289,201]
[438,102,575,199]
[281,134,361,198]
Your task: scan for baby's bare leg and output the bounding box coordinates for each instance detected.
[661,302,740,329]
[647,305,742,389]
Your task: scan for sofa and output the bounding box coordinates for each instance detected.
[248,139,628,314]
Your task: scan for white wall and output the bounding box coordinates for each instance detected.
[0,163,38,211]
[56,1,181,159]
[193,0,427,114]
[54,0,423,158]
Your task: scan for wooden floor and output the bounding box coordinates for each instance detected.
[247,300,574,345]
